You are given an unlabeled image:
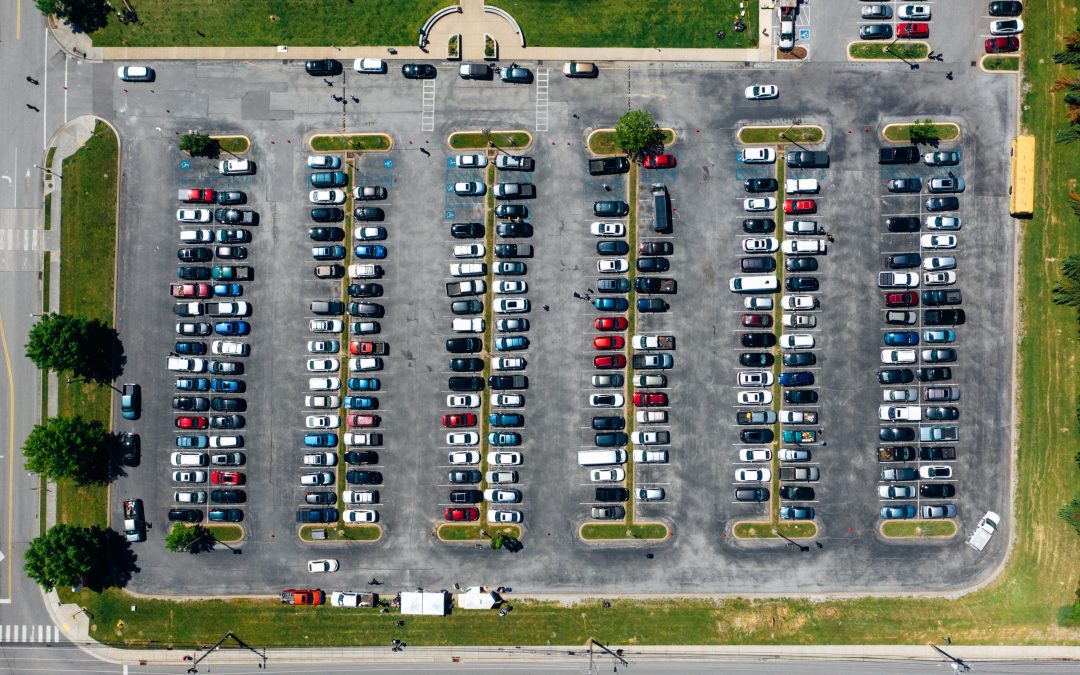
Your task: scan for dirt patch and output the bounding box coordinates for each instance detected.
[777,47,807,60]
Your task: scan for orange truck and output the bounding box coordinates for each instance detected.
[280,589,325,605]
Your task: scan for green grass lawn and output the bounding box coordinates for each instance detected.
[849,43,928,60]
[310,134,392,153]
[213,136,250,155]
[738,126,824,145]
[733,522,817,539]
[54,121,118,531]
[448,131,530,151]
[493,1,757,49]
[985,55,1021,72]
[882,122,960,143]
[588,129,675,156]
[881,520,956,538]
[580,523,668,540]
[439,525,520,541]
[205,525,244,543]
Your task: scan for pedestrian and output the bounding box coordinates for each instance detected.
[26,76,38,85]
[927,50,935,59]
[827,234,834,243]
[542,304,550,311]
[387,48,398,55]
[946,71,954,80]
[945,637,952,646]
[762,28,768,37]
[396,620,405,627]
[645,553,654,559]
[821,441,827,446]
[351,95,360,103]
[573,292,582,299]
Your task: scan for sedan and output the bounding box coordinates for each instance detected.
[735,468,771,482]
[990,1,1023,16]
[878,485,916,499]
[921,504,958,519]
[453,181,486,196]
[594,355,626,369]
[923,151,961,166]
[743,197,777,212]
[986,36,1020,53]
[402,62,437,79]
[880,505,917,520]
[594,201,629,217]
[887,178,921,193]
[744,84,778,100]
[743,218,775,233]
[598,258,629,274]
[177,208,212,223]
[990,19,1024,35]
[591,222,625,237]
[860,24,893,39]
[445,507,479,521]
[308,189,347,204]
[925,197,960,212]
[442,414,477,428]
[743,237,779,253]
[783,199,816,214]
[595,317,628,332]
[927,176,965,194]
[897,22,929,38]
[743,178,778,193]
[643,153,676,169]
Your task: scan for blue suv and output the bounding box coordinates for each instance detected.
[304,433,337,447]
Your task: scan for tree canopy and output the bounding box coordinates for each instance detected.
[24,524,102,591]
[179,132,217,157]
[614,109,662,158]
[23,415,110,485]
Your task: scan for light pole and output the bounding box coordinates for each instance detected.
[33,164,61,180]
[883,37,920,70]
[773,529,810,552]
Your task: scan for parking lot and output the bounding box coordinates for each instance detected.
[108,55,1016,595]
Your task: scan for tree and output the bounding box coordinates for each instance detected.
[907,119,939,145]
[614,109,661,158]
[33,0,110,32]
[179,132,216,157]
[1061,496,1080,536]
[1053,256,1080,308]
[26,313,93,374]
[165,524,209,553]
[24,524,102,591]
[35,0,61,15]
[23,415,109,485]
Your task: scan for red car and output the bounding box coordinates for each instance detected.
[643,153,676,169]
[170,283,212,298]
[175,415,208,429]
[180,188,216,203]
[633,391,668,407]
[211,471,244,486]
[897,23,929,39]
[444,507,479,521]
[884,291,919,307]
[442,413,477,428]
[985,36,1019,53]
[783,199,816,214]
[349,341,388,355]
[593,335,625,350]
[348,413,380,427]
[741,314,772,328]
[594,354,627,369]
[595,317,628,331]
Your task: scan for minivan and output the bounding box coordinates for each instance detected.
[729,275,779,293]
[577,449,627,466]
[652,184,671,233]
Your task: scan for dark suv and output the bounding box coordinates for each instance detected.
[595,487,630,502]
[448,376,484,391]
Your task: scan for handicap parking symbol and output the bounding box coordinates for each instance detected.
[799,28,810,40]
[445,158,456,168]
[445,210,456,220]
[180,159,191,170]
[384,159,393,169]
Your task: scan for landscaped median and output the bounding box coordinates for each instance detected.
[880,519,957,539]
[587,128,676,156]
[881,121,960,143]
[438,524,522,543]
[309,133,393,153]
[982,55,1020,72]
[211,134,250,155]
[732,521,818,539]
[848,42,929,61]
[737,125,825,145]
[580,522,669,541]
[205,525,245,544]
[448,130,532,151]
[299,524,382,542]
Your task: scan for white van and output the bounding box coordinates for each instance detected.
[728,275,778,293]
[171,452,208,467]
[180,229,213,243]
[577,449,627,466]
[782,240,826,255]
[453,318,485,333]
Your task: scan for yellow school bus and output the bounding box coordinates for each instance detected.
[1010,135,1034,217]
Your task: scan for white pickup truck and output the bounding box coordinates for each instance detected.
[785,178,819,194]
[967,511,1000,551]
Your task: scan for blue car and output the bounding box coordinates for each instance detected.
[211,378,243,393]
[215,321,251,336]
[175,377,210,391]
[213,283,242,297]
[489,413,524,427]
[175,341,207,355]
[178,266,211,280]
[304,433,338,447]
[347,377,380,391]
[354,245,387,259]
[176,435,209,449]
[883,331,919,346]
[309,171,348,188]
[778,371,814,387]
[487,432,522,446]
[343,396,377,410]
[495,336,529,351]
[923,328,956,343]
[594,297,629,312]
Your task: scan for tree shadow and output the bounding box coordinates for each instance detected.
[73,424,124,486]
[76,320,125,382]
[65,0,111,34]
[86,528,139,591]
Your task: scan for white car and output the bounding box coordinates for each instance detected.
[921,234,957,249]
[307,155,340,169]
[309,189,346,204]
[784,220,820,235]
[208,435,241,448]
[447,394,481,408]
[631,431,668,445]
[307,559,339,573]
[310,319,343,333]
[590,222,625,237]
[305,395,340,408]
[589,393,624,407]
[455,154,488,168]
[117,65,154,82]
[344,509,379,523]
[897,4,931,20]
[634,449,669,463]
[349,357,382,371]
[883,388,918,402]
[452,317,485,332]
[454,181,486,196]
[878,485,916,499]
[353,58,387,73]
[636,487,665,501]
[308,377,340,391]
[355,226,386,241]
[330,591,365,607]
[492,393,524,407]
[878,405,921,422]
[744,84,779,100]
[745,296,773,310]
[739,449,772,462]
[174,490,207,504]
[737,371,773,387]
[211,340,248,357]
[925,271,957,286]
[735,468,771,482]
[177,208,212,223]
[636,410,668,424]
[218,159,254,175]
[598,259,629,273]
[742,237,779,253]
[926,216,961,231]
[300,472,333,486]
[494,280,527,294]
[172,470,206,483]
[782,239,826,255]
[738,390,772,405]
[919,465,953,479]
[743,197,777,212]
[739,147,776,163]
[990,18,1024,35]
[447,432,479,446]
[923,256,957,271]
[591,468,626,482]
[171,452,208,467]
[487,451,522,466]
[494,298,529,313]
[180,229,214,243]
[342,490,377,504]
[303,452,336,465]
[484,489,521,504]
[779,448,810,462]
[448,450,480,465]
[307,358,339,372]
[487,510,522,523]
[781,295,817,311]
[881,349,917,364]
[305,415,339,429]
[779,333,815,350]
[354,321,379,335]
[492,357,525,370]
[308,340,339,354]
[454,243,485,259]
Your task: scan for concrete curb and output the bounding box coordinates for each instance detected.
[877,519,958,540]
[730,520,817,541]
[736,124,827,146]
[879,121,961,144]
[846,40,930,62]
[978,54,1021,74]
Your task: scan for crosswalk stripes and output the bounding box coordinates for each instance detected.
[535,68,549,132]
[0,229,38,251]
[421,79,436,132]
[0,624,61,643]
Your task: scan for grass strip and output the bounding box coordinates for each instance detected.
[770,157,785,521]
[44,147,56,170]
[299,525,380,542]
[984,55,1020,72]
[311,134,392,153]
[623,164,639,523]
[738,126,824,145]
[882,123,960,143]
[880,520,956,538]
[588,129,676,156]
[43,193,52,231]
[449,131,530,151]
[581,523,668,540]
[438,524,520,541]
[849,42,929,60]
[733,521,816,539]
[205,525,244,543]
[212,136,250,155]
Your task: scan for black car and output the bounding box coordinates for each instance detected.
[786,277,818,292]
[785,257,817,272]
[920,446,956,461]
[593,201,629,217]
[451,300,483,315]
[495,204,528,219]
[638,298,668,312]
[887,178,921,193]
[743,218,775,233]
[496,222,532,237]
[305,491,337,505]
[449,470,482,484]
[989,1,1023,16]
[735,488,770,502]
[926,406,960,421]
[595,487,630,502]
[598,240,630,255]
[168,508,203,523]
[886,216,920,232]
[214,208,256,224]
[172,395,208,411]
[779,486,815,500]
[446,337,482,353]
[784,389,818,404]
[349,283,383,297]
[309,227,345,241]
[860,23,893,39]
[924,309,966,325]
[917,367,952,382]
[345,450,379,465]
[743,178,778,193]
[216,191,245,205]
[305,59,342,76]
[741,429,774,443]
[888,253,921,269]
[210,414,245,429]
[597,278,631,293]
[401,63,437,79]
[878,368,914,384]
[495,243,532,259]
[209,508,244,522]
[739,352,774,367]
[880,427,916,442]
[635,277,676,293]
[595,432,628,447]
[783,352,816,367]
[296,507,337,523]
[175,342,207,356]
[637,257,670,272]
[346,470,382,485]
[354,206,385,222]
[311,208,344,223]
[926,197,960,212]
[592,416,625,431]
[451,489,483,504]
[178,247,212,263]
[449,358,484,372]
[211,489,246,504]
[920,483,957,498]
[349,302,384,318]
[120,432,140,466]
[741,257,776,273]
[448,376,484,392]
[741,332,776,348]
[177,266,211,281]
[210,397,245,412]
[451,222,484,239]
[923,289,962,306]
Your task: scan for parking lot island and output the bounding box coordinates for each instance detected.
[299,525,382,542]
[448,130,532,150]
[880,519,957,539]
[211,134,251,155]
[848,41,930,61]
[586,128,676,156]
[579,522,669,541]
[881,122,961,144]
[437,524,521,542]
[732,521,818,539]
[308,133,393,153]
[737,125,826,146]
[205,524,244,543]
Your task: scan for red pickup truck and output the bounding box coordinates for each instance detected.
[179,188,216,203]
[280,589,324,605]
[350,341,388,356]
